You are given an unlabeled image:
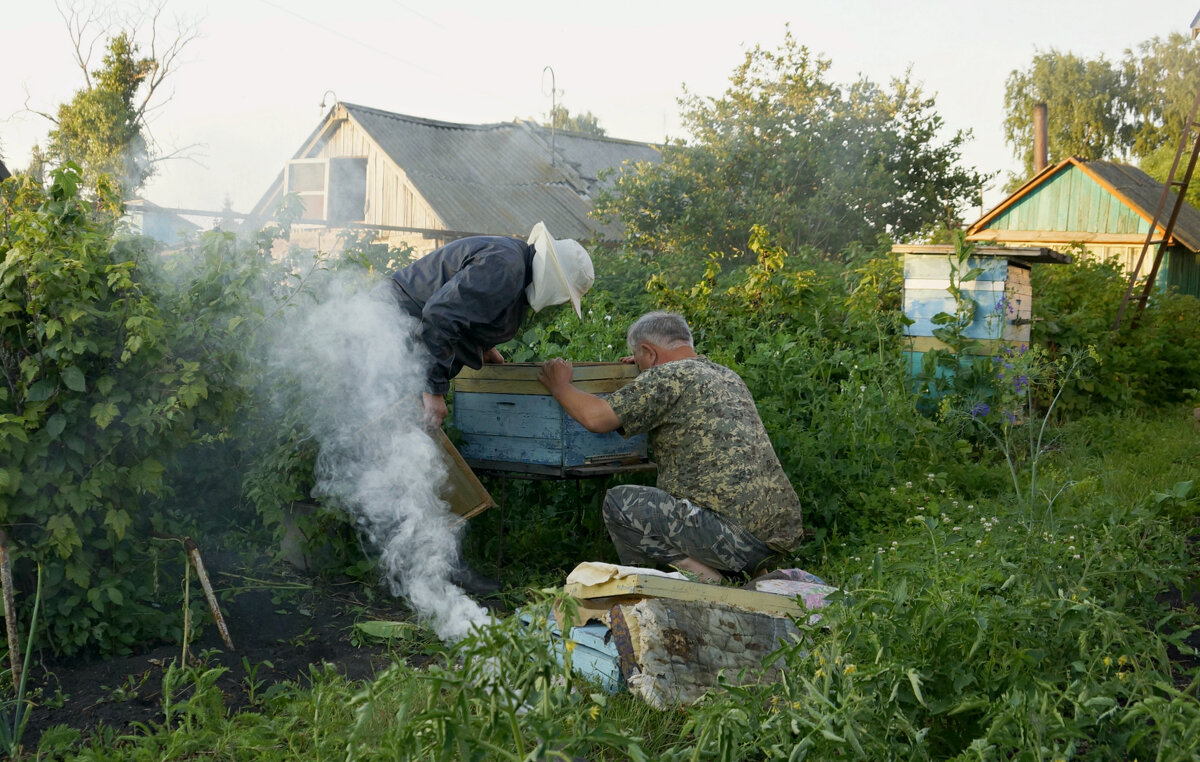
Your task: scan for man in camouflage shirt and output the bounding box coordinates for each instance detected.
[538,311,803,582]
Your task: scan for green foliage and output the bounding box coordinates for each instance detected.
[500,227,938,548]
[334,229,416,274]
[1124,34,1200,159]
[596,28,989,257]
[1,167,187,653]
[1003,49,1131,181]
[1032,252,1200,411]
[547,104,607,136]
[42,412,1200,759]
[1004,33,1200,203]
[0,166,300,655]
[48,33,156,196]
[0,564,41,757]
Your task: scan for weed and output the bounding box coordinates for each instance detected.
[240,657,274,707]
[0,565,41,758]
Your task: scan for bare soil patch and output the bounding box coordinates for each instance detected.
[20,554,433,748]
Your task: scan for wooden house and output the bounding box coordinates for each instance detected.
[248,102,661,255]
[965,157,1200,297]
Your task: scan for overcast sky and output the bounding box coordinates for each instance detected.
[2,0,1197,218]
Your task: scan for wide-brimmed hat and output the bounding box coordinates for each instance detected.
[526,221,594,317]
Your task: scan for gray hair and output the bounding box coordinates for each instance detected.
[626,311,693,352]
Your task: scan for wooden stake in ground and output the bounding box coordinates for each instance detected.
[0,530,22,688]
[185,538,235,652]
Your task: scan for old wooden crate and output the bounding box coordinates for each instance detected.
[452,362,647,473]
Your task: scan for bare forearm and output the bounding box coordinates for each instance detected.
[550,384,621,433]
[538,358,621,433]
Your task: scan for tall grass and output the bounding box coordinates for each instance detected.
[30,407,1198,761]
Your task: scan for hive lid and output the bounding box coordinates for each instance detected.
[893,244,1071,264]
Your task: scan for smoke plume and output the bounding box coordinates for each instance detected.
[268,271,488,642]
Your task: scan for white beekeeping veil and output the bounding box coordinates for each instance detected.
[525,221,594,317]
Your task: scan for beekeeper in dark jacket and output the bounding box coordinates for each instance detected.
[385,221,594,428]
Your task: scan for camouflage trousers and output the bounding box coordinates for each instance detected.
[601,484,772,573]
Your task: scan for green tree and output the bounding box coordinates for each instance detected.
[1124,33,1200,156]
[1003,34,1200,199]
[595,29,988,257]
[38,3,196,196]
[548,105,607,137]
[1003,49,1132,182]
[48,32,156,194]
[1125,33,1200,208]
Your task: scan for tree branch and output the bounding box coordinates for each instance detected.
[133,0,201,124]
[56,0,111,89]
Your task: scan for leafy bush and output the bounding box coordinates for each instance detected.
[502,226,951,547]
[1033,252,1200,411]
[1,167,221,654]
[0,168,312,655]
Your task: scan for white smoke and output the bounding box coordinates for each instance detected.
[268,270,489,642]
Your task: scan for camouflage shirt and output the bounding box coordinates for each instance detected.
[606,356,804,552]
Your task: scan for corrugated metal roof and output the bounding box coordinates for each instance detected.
[341,103,660,241]
[1082,160,1200,252]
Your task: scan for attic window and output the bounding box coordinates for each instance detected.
[285,157,367,223]
[286,159,326,220]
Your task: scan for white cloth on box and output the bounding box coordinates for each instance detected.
[566,561,687,587]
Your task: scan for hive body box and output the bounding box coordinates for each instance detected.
[894,245,1070,380]
[452,363,648,474]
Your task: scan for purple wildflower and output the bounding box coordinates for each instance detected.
[1014,375,1029,393]
[1004,411,1018,424]
[970,402,991,418]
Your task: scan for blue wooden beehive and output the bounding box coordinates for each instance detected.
[453,363,647,474]
[896,244,1070,378]
[518,614,624,694]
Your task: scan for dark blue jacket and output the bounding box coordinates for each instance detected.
[387,236,534,394]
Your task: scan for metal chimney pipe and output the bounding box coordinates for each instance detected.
[1034,102,1048,173]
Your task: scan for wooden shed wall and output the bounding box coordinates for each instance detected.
[1168,249,1200,295]
[309,119,445,251]
[968,166,1200,291]
[986,165,1150,238]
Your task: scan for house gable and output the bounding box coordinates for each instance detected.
[965,158,1200,295]
[969,162,1150,244]
[249,102,661,250]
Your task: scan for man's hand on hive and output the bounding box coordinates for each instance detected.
[482,347,505,364]
[538,358,574,391]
